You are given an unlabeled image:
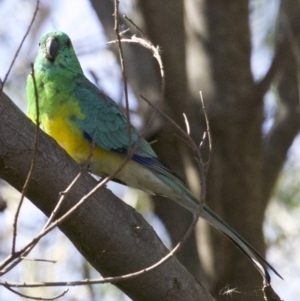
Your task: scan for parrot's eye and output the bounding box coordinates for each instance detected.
[66,38,71,48]
[39,42,41,47]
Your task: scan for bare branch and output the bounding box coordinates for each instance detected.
[4,285,68,301]
[20,257,57,264]
[183,113,190,135]
[123,15,150,39]
[12,63,40,254]
[263,284,283,301]
[113,0,132,151]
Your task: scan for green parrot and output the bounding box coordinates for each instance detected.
[27,31,281,284]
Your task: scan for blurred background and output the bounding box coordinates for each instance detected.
[0,0,299,300]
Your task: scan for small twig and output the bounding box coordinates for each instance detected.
[123,14,150,39]
[107,36,165,81]
[43,172,83,231]
[141,93,212,209]
[4,285,68,300]
[0,0,39,91]
[183,113,190,135]
[199,91,212,167]
[20,257,57,264]
[263,284,283,301]
[11,64,40,254]
[113,0,132,153]
[43,134,96,231]
[140,95,196,150]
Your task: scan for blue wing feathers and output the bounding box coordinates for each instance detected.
[132,154,161,167]
[74,75,158,159]
[83,131,93,142]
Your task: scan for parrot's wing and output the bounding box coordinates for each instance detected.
[73,76,162,159]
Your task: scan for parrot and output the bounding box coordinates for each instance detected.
[27,31,281,285]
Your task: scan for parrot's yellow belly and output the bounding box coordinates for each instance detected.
[43,114,121,170]
[41,112,177,198]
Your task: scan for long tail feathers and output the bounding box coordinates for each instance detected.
[201,205,283,284]
[157,173,282,284]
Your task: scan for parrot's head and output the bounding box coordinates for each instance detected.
[36,31,82,74]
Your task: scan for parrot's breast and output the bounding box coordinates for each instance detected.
[38,97,180,200]
[41,102,109,165]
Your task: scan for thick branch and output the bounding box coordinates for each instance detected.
[0,92,215,301]
[262,65,300,201]
[257,0,300,94]
[262,0,300,201]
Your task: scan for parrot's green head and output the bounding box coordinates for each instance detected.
[35,31,82,74]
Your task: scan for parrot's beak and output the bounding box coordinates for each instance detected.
[46,37,59,61]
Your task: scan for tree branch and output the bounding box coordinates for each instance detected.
[262,0,300,201]
[257,1,300,95]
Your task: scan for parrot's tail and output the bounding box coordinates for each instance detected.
[156,173,282,285]
[201,205,283,284]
